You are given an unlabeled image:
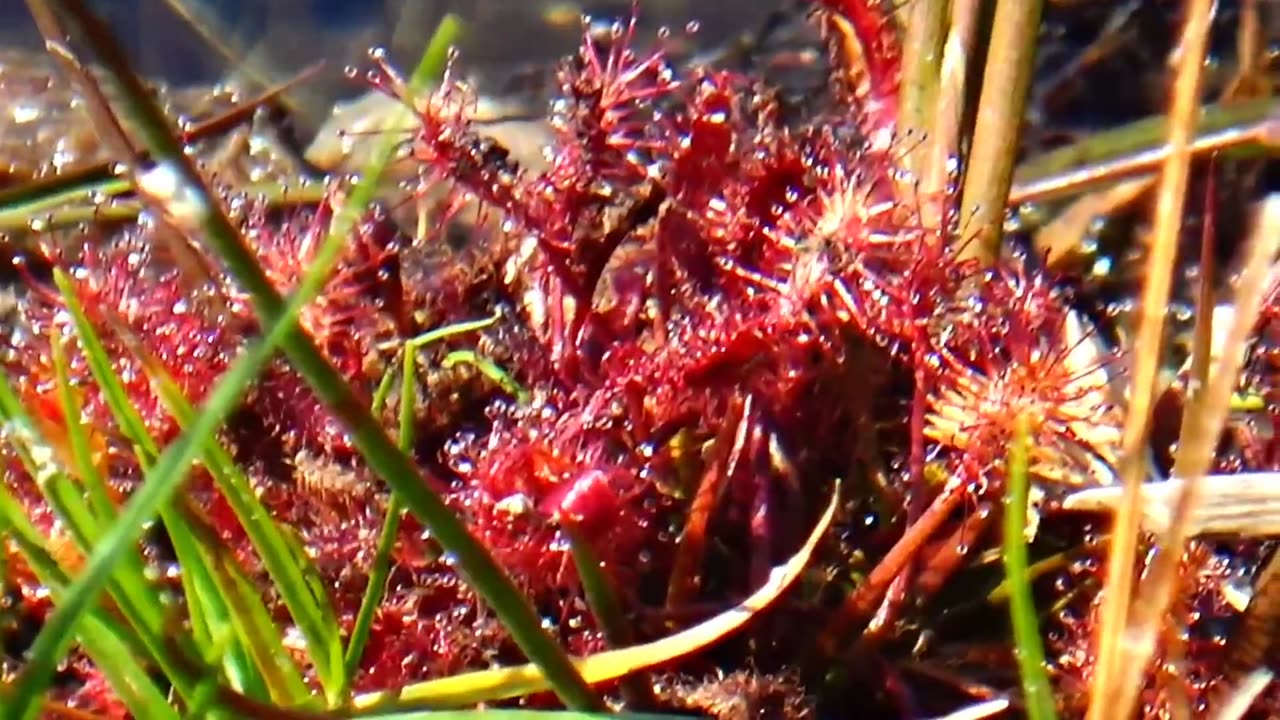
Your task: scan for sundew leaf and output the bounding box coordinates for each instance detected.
[351,482,840,711]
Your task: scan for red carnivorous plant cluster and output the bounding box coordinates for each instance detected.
[5,1,1220,717]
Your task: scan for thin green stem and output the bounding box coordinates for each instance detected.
[1003,415,1056,720]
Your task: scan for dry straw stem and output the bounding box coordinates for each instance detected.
[1009,113,1280,206]
[919,0,979,232]
[897,0,948,179]
[1220,530,1280,701]
[1087,0,1215,714]
[1214,668,1275,720]
[1061,471,1280,537]
[956,0,1044,265]
[1107,195,1280,719]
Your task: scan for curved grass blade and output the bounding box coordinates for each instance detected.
[52,272,274,693]
[441,350,529,403]
[36,0,597,709]
[0,364,209,708]
[1002,416,1056,720]
[137,340,346,704]
[0,488,177,720]
[351,482,839,712]
[345,315,502,691]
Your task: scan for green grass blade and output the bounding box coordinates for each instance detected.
[51,271,272,698]
[51,272,276,693]
[163,504,267,700]
[440,350,529,403]
[341,349,413,688]
[3,321,293,720]
[1003,415,1057,720]
[47,2,598,709]
[48,327,115,518]
[345,315,499,688]
[0,485,178,720]
[142,350,346,704]
[50,273,160,460]
[0,365,207,707]
[200,536,312,705]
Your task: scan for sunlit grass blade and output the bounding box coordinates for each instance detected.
[50,272,158,459]
[0,486,178,720]
[1002,415,1055,720]
[352,483,838,711]
[51,270,280,698]
[48,327,113,517]
[345,315,501,691]
[137,341,346,704]
[0,364,210,709]
[3,314,301,720]
[196,526,313,706]
[162,500,267,700]
[43,0,596,709]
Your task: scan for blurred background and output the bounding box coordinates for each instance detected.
[0,0,776,133]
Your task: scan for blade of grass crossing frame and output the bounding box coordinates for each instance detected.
[0,365,208,707]
[344,315,502,691]
[1003,415,1056,720]
[0,485,177,719]
[49,326,113,517]
[138,344,346,704]
[40,2,598,709]
[3,315,305,720]
[52,273,274,697]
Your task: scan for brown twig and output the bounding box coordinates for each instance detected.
[666,394,752,610]
[1087,0,1216,713]
[820,482,967,653]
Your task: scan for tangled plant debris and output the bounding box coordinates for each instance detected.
[8,0,1280,718]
